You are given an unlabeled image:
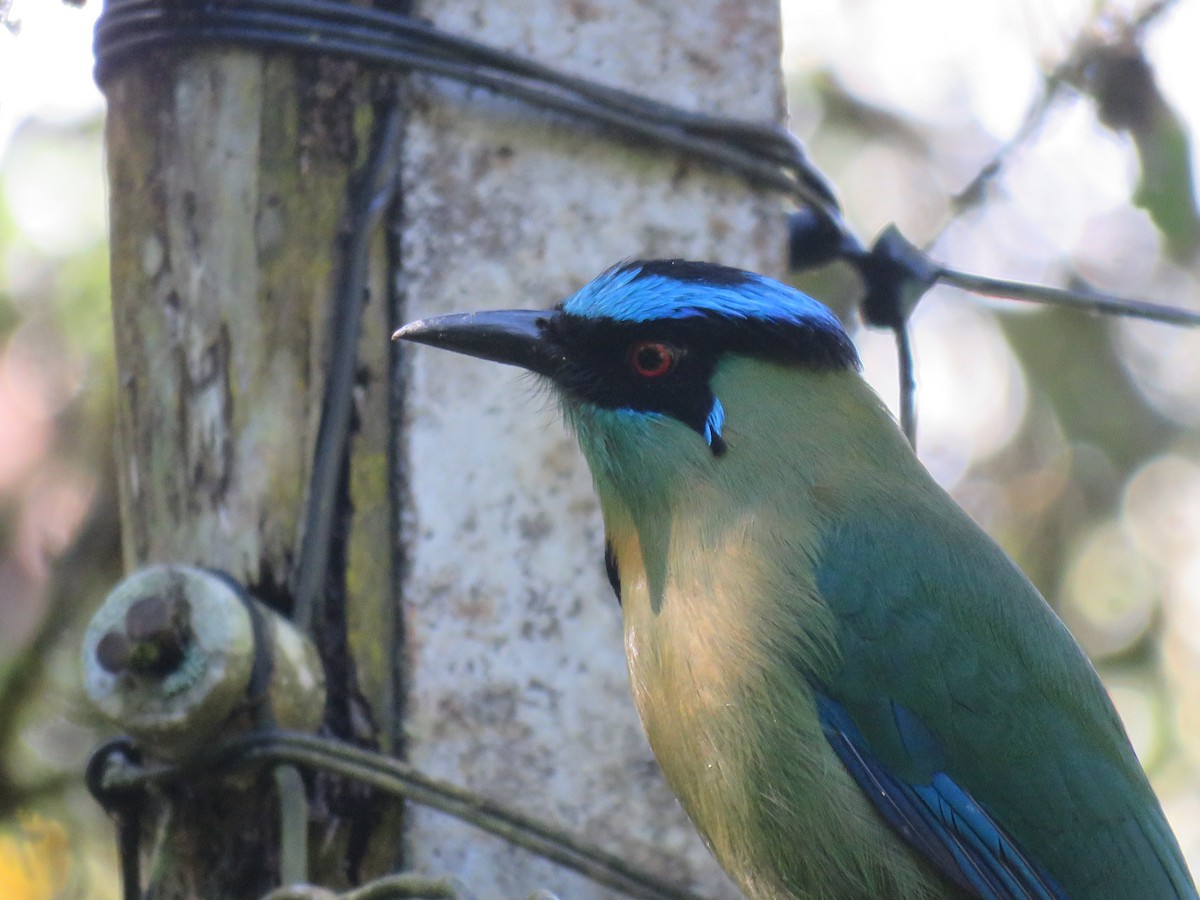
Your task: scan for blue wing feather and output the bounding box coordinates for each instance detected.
[815,692,1069,900]
[812,505,1198,898]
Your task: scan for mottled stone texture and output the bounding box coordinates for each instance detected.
[400,1,786,895]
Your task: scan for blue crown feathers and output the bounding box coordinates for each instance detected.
[561,260,849,339]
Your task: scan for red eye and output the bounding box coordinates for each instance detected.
[629,341,676,378]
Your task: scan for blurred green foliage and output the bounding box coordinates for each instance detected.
[0,115,121,898]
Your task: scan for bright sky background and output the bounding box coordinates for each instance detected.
[0,0,102,154]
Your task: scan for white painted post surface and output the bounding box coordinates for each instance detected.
[401,3,786,896]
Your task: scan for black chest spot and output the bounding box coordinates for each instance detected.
[604,539,621,606]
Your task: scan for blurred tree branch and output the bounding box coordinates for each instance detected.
[0,474,120,820]
[941,0,1195,253]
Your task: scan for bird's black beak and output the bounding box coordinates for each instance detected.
[392,309,563,378]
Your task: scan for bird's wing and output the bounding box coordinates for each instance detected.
[816,690,1067,899]
[809,495,1198,900]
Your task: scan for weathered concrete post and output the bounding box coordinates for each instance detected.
[398,3,785,895]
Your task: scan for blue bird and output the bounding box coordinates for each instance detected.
[395,259,1197,899]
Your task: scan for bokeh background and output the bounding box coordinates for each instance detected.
[1,0,1199,896]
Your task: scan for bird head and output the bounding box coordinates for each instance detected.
[394,259,861,492]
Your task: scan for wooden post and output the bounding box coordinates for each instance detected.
[103,46,394,896]
[100,0,785,895]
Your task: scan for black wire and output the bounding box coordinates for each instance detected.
[292,94,404,633]
[85,738,144,900]
[93,0,845,224]
[96,730,702,900]
[894,324,917,449]
[938,267,1200,326]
